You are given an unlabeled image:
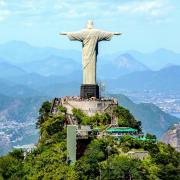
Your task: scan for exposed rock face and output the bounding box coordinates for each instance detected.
[163,123,180,152]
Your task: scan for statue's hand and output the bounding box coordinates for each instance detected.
[60,32,68,35]
[113,32,122,35]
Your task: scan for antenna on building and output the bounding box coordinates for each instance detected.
[98,82,106,98]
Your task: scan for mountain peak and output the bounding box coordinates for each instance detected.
[2,40,33,48]
[161,64,180,71]
[113,53,148,70]
[154,48,177,54]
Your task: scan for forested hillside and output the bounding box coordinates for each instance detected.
[0,102,179,179]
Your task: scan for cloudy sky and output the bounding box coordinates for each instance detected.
[0,0,179,53]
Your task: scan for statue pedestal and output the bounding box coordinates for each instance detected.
[80,84,99,99]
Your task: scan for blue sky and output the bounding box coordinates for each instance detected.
[0,0,179,53]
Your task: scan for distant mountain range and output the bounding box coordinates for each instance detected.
[98,53,149,78]
[0,78,41,97]
[19,55,80,76]
[1,64,180,98]
[108,65,180,92]
[0,41,81,63]
[114,94,180,138]
[0,61,26,78]
[0,41,180,95]
[0,41,180,77]
[0,41,149,78]
[0,73,80,98]
[127,49,180,70]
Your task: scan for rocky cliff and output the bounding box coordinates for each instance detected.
[163,123,180,151]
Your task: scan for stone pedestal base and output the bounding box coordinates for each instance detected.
[80,84,99,99]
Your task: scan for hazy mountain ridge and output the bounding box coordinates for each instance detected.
[128,48,180,70]
[98,53,149,78]
[19,55,81,76]
[108,65,180,92]
[0,61,26,78]
[1,41,180,78]
[1,42,180,97]
[0,78,41,97]
[0,41,81,64]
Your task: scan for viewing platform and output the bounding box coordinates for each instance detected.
[50,96,118,116]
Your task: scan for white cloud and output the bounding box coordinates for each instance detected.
[0,10,10,21]
[0,0,175,23]
[0,0,6,6]
[0,0,10,21]
[52,0,175,21]
[117,0,175,19]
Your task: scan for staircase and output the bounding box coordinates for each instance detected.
[50,98,62,114]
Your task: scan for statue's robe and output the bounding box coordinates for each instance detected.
[67,29,113,84]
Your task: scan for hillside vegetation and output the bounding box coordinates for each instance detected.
[0,101,179,179]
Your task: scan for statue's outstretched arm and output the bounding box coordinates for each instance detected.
[98,30,122,41]
[113,32,122,35]
[60,31,84,41]
[60,32,68,35]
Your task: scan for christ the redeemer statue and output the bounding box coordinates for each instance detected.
[60,20,121,99]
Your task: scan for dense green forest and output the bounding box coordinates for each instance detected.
[0,101,179,179]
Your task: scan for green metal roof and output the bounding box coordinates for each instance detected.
[106,127,138,133]
[138,136,156,142]
[93,127,101,131]
[138,136,147,141]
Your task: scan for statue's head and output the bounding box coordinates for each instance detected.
[86,20,94,29]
